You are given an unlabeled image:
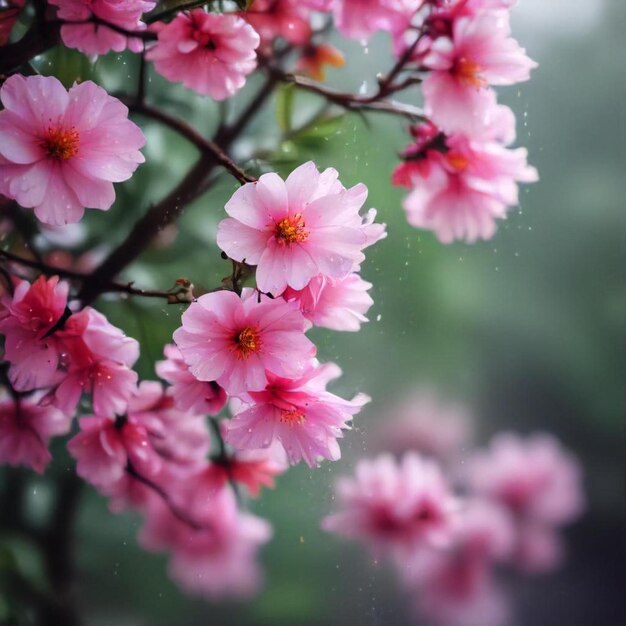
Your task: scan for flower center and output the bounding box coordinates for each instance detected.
[233,327,261,359]
[42,126,80,160]
[454,57,487,88]
[280,408,306,425]
[275,214,309,245]
[446,152,470,172]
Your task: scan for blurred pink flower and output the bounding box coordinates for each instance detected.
[147,11,260,100]
[217,161,385,296]
[323,452,459,557]
[243,0,312,48]
[226,361,369,467]
[467,432,585,527]
[333,0,418,40]
[156,343,227,416]
[53,307,139,417]
[421,11,537,137]
[49,0,156,56]
[139,475,272,598]
[283,273,374,332]
[173,290,315,396]
[0,394,71,473]
[0,75,145,225]
[370,388,472,463]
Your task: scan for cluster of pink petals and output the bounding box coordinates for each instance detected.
[466,432,585,572]
[324,409,585,624]
[0,275,69,390]
[146,10,260,100]
[226,361,369,467]
[0,275,140,421]
[49,0,156,57]
[156,343,227,416]
[217,161,385,296]
[419,8,537,137]
[322,452,459,557]
[0,394,71,473]
[173,289,315,396]
[0,74,145,225]
[139,476,271,598]
[283,273,374,332]
[399,118,538,242]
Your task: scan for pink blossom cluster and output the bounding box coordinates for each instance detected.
[389,0,539,242]
[323,393,584,626]
[174,161,384,466]
[49,0,156,56]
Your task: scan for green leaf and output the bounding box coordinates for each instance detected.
[275,84,295,133]
[33,46,98,88]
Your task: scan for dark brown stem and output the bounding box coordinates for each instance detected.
[0,21,61,76]
[125,99,256,184]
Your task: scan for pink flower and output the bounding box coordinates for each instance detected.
[466,433,585,527]
[156,343,227,416]
[0,275,68,391]
[243,0,312,49]
[146,11,260,100]
[49,0,156,56]
[226,361,369,467]
[333,0,418,40]
[0,394,71,473]
[513,521,564,573]
[0,74,145,225]
[322,452,459,556]
[217,161,385,296]
[283,273,374,332]
[173,290,315,396]
[139,475,272,598]
[68,414,162,493]
[370,388,472,463]
[421,11,537,136]
[53,307,139,417]
[126,380,211,469]
[402,122,538,243]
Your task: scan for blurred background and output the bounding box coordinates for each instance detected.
[1,0,624,624]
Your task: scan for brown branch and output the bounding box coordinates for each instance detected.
[124,98,256,184]
[0,21,61,76]
[0,249,184,301]
[273,71,426,121]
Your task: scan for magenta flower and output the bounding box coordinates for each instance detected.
[53,307,139,417]
[421,11,537,137]
[49,0,156,56]
[323,453,459,556]
[0,394,71,473]
[467,433,585,527]
[402,123,538,243]
[283,273,374,332]
[217,161,385,296]
[173,290,315,396]
[0,74,145,225]
[146,10,260,100]
[0,275,68,391]
[226,361,369,467]
[156,343,227,416]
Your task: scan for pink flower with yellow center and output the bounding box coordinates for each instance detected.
[217,161,385,296]
[173,290,315,396]
[0,74,145,225]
